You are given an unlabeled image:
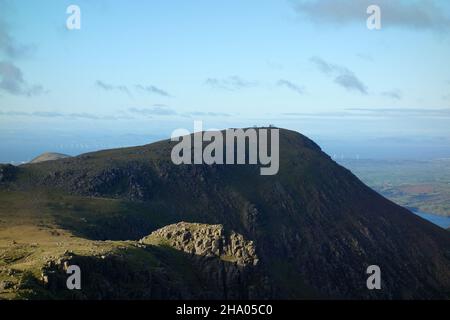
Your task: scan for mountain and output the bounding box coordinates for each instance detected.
[29,152,71,164]
[0,128,449,299]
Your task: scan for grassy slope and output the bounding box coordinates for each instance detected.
[0,190,117,298]
[0,190,190,299]
[0,191,260,299]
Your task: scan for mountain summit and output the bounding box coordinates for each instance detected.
[0,128,449,299]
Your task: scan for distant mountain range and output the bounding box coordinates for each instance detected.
[0,128,449,299]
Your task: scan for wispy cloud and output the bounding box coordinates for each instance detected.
[128,106,231,118]
[0,106,233,120]
[0,26,36,59]
[293,0,450,32]
[135,84,172,97]
[347,107,450,117]
[310,56,368,94]
[95,81,172,97]
[0,5,45,97]
[282,111,351,118]
[205,76,257,91]
[381,89,402,100]
[128,106,176,116]
[0,11,36,59]
[0,61,46,97]
[277,79,305,95]
[280,108,450,119]
[356,53,373,62]
[96,80,131,96]
[185,111,231,117]
[334,73,367,95]
[0,110,125,120]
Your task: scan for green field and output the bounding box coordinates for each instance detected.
[340,159,450,216]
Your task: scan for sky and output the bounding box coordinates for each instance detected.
[1,0,450,162]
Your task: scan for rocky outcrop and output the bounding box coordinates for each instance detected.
[23,223,270,300]
[37,162,155,201]
[141,222,269,299]
[35,251,193,299]
[141,222,258,267]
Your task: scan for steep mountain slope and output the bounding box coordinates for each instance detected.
[1,128,449,299]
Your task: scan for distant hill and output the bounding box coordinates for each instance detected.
[29,152,71,164]
[0,128,449,299]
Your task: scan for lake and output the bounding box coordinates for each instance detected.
[413,211,450,229]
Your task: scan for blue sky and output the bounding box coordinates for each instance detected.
[1,0,450,162]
